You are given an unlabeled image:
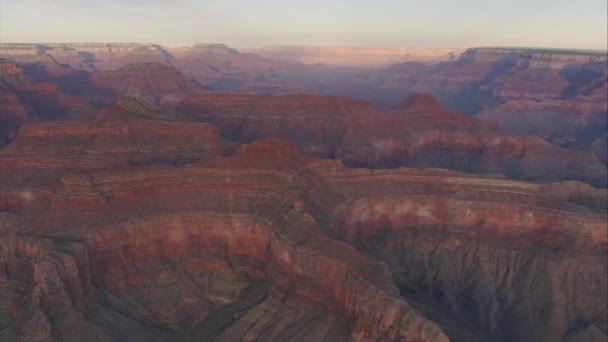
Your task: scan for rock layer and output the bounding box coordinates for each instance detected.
[177,93,607,187]
[0,105,606,341]
[361,48,608,150]
[1,137,451,341]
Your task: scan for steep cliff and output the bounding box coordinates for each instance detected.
[359,48,608,150]
[0,58,94,147]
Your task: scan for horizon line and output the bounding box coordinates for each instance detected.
[0,42,606,53]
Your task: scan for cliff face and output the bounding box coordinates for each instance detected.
[0,94,237,187]
[70,62,205,107]
[0,43,319,107]
[302,165,607,341]
[4,45,603,155]
[360,48,608,152]
[0,105,605,341]
[0,134,450,341]
[0,58,94,147]
[177,93,607,187]
[0,43,172,72]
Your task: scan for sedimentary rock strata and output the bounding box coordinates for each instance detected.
[0,104,605,340]
[0,43,605,342]
[177,93,607,187]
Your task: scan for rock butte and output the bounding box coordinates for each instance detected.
[0,97,606,341]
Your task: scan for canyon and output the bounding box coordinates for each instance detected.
[3,44,605,155]
[0,43,606,341]
[176,92,606,187]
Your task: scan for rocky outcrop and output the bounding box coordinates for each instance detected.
[0,43,172,72]
[71,62,205,106]
[0,58,94,147]
[0,118,605,341]
[1,135,452,341]
[0,94,237,186]
[0,89,27,147]
[177,93,607,187]
[300,164,607,341]
[359,48,608,150]
[0,58,93,120]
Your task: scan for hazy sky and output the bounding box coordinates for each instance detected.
[1,0,606,49]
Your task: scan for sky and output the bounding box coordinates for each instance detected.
[0,0,606,50]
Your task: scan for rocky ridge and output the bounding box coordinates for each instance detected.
[176,93,607,187]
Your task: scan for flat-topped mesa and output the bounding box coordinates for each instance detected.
[0,43,171,73]
[460,47,608,68]
[247,46,464,66]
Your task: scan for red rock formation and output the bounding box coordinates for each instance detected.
[311,165,607,341]
[81,62,205,106]
[0,89,27,146]
[0,58,95,148]
[0,58,93,121]
[540,181,607,210]
[0,117,605,341]
[0,44,605,342]
[168,44,283,89]
[177,93,607,187]
[361,48,608,150]
[0,136,452,341]
[0,94,237,187]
